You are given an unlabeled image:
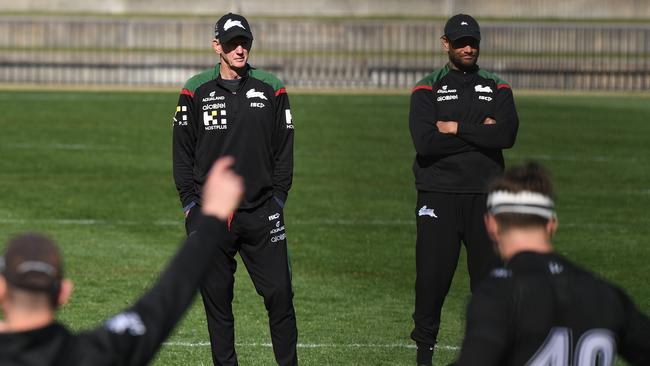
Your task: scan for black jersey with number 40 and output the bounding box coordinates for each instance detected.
[453,251,650,366]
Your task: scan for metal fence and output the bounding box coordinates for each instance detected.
[1,16,649,90]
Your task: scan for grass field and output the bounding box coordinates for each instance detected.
[1,90,649,365]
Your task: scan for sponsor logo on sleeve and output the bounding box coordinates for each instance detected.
[174,105,188,126]
[285,109,294,129]
[106,311,146,336]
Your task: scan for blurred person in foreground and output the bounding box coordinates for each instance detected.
[408,13,519,365]
[0,157,243,365]
[451,162,650,365]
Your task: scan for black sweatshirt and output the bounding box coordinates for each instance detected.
[173,64,294,211]
[453,252,650,365]
[409,64,519,193]
[0,215,227,365]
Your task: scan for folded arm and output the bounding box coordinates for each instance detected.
[409,87,476,156]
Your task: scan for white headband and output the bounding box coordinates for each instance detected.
[487,190,556,219]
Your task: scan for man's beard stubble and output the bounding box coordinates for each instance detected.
[449,50,479,72]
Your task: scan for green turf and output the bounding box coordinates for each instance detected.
[0,90,648,365]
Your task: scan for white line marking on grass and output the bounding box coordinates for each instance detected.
[2,217,641,229]
[0,218,179,226]
[163,341,459,351]
[0,218,416,227]
[0,92,168,102]
[521,154,612,162]
[6,143,127,151]
[511,154,647,163]
[294,219,415,226]
[0,218,101,225]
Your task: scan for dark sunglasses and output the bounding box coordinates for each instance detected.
[449,37,480,49]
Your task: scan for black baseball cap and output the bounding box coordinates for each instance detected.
[444,14,481,41]
[214,13,254,43]
[1,233,63,293]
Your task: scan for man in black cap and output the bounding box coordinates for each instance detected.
[172,12,297,366]
[408,13,519,365]
[451,162,650,365]
[0,157,244,365]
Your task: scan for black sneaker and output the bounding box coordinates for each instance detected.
[416,342,434,366]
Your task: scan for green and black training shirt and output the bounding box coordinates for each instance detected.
[409,64,519,193]
[173,63,294,211]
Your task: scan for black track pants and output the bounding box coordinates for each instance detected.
[186,198,298,366]
[410,191,501,346]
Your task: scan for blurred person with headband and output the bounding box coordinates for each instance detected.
[451,162,650,365]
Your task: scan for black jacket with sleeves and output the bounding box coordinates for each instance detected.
[453,252,650,366]
[0,215,228,365]
[173,64,294,210]
[409,64,519,193]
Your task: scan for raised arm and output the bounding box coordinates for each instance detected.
[83,157,243,366]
